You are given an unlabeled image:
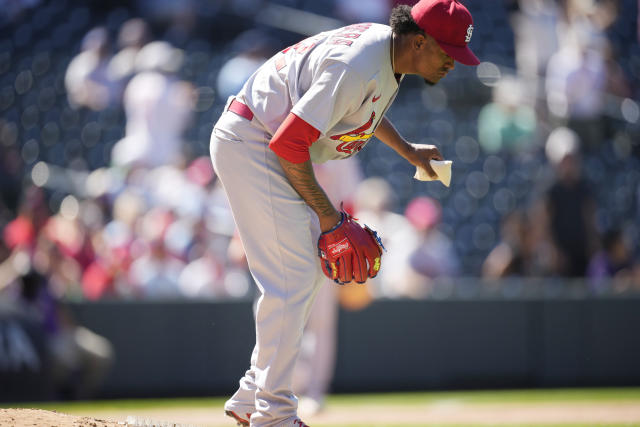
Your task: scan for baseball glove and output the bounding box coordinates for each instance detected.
[317,211,385,284]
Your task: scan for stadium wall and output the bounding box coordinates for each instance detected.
[1,297,639,400]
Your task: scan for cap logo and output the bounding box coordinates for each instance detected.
[465,25,473,43]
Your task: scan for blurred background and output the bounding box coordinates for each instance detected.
[0,0,639,405]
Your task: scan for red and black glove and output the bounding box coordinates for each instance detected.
[317,211,385,284]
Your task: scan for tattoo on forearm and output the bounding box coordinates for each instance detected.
[278,159,336,217]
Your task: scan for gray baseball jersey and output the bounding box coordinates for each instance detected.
[236,23,403,162]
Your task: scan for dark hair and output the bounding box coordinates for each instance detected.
[389,5,425,36]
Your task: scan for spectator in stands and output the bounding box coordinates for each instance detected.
[481,208,557,278]
[545,0,617,151]
[3,187,88,299]
[482,209,530,278]
[111,41,195,168]
[401,196,459,297]
[27,195,98,299]
[477,75,537,155]
[31,229,83,299]
[84,184,145,299]
[177,240,226,298]
[107,18,153,95]
[602,39,632,102]
[175,157,249,299]
[42,196,95,273]
[65,27,121,111]
[510,0,561,92]
[353,177,418,298]
[588,228,636,286]
[77,199,113,301]
[538,127,598,277]
[126,207,185,298]
[563,0,618,37]
[16,269,113,399]
[216,30,277,101]
[3,186,50,255]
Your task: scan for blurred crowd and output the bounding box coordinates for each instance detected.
[0,0,639,309]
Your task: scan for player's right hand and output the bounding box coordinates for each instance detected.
[408,143,443,179]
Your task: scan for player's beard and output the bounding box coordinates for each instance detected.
[424,78,436,86]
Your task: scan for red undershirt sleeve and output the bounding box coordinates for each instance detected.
[269,112,321,163]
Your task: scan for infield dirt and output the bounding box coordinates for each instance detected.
[2,400,640,426]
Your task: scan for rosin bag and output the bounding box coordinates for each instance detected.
[414,160,452,187]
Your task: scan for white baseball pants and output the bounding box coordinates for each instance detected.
[210,106,325,426]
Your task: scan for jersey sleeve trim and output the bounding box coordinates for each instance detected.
[269,112,321,164]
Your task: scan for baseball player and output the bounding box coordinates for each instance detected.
[210,1,479,425]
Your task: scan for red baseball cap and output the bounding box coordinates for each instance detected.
[411,0,480,66]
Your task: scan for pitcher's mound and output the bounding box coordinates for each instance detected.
[0,408,120,427]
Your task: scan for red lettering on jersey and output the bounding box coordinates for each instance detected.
[336,140,368,154]
[338,33,362,39]
[329,23,373,48]
[275,55,287,71]
[282,36,318,55]
[344,23,373,32]
[329,39,353,46]
[330,112,376,155]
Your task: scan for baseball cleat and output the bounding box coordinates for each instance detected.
[225,410,250,426]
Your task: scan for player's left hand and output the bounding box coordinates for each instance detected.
[408,143,443,179]
[317,211,385,285]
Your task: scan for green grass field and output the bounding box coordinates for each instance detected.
[9,388,640,427]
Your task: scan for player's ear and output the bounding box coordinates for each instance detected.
[412,33,426,52]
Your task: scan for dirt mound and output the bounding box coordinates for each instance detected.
[0,408,121,427]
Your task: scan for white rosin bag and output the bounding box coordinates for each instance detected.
[414,160,452,187]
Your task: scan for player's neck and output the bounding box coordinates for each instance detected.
[391,32,396,74]
[390,32,402,81]
[391,33,413,76]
